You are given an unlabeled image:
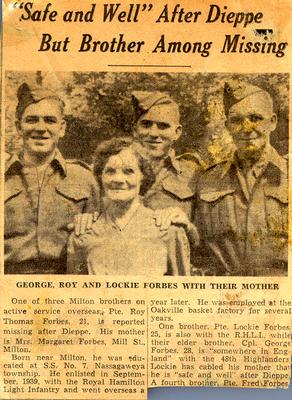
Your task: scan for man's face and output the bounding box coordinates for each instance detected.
[226,93,277,159]
[16,98,66,158]
[102,148,142,203]
[134,104,181,159]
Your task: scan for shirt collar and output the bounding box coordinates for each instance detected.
[266,145,287,174]
[52,150,67,175]
[5,149,67,176]
[104,198,141,231]
[222,145,286,177]
[133,142,180,173]
[234,146,269,179]
[5,153,23,174]
[165,149,181,173]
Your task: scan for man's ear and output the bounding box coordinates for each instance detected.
[270,113,277,132]
[175,125,182,140]
[59,119,67,139]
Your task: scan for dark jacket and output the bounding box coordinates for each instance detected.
[196,146,288,276]
[5,151,100,274]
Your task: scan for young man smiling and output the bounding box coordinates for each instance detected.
[5,83,99,274]
[132,91,201,222]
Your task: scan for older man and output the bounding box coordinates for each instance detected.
[5,83,99,274]
[196,81,288,276]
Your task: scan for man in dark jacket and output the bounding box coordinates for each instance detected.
[5,83,99,274]
[132,91,201,220]
[196,81,288,276]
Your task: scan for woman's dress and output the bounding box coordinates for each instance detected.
[67,204,190,276]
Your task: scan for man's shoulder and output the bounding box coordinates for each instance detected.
[5,153,22,174]
[65,159,95,182]
[66,159,93,172]
[197,159,232,192]
[201,159,230,177]
[166,154,204,186]
[60,160,99,200]
[271,150,288,172]
[282,154,289,175]
[161,158,198,199]
[176,152,204,174]
[263,147,288,184]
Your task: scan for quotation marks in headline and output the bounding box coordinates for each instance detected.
[7,2,288,58]
[12,2,153,23]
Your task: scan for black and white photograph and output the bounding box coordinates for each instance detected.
[4,71,289,276]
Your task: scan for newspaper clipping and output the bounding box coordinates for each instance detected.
[1,0,292,399]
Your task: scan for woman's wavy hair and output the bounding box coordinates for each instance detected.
[93,136,155,196]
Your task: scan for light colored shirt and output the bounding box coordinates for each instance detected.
[67,204,190,276]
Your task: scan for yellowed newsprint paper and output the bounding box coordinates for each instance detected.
[1,0,292,399]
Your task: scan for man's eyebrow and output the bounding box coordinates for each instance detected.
[140,118,170,123]
[24,114,57,118]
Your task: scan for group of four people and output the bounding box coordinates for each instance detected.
[5,80,288,276]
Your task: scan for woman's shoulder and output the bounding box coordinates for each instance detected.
[137,205,188,242]
[136,205,174,232]
[133,205,166,238]
[137,204,155,218]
